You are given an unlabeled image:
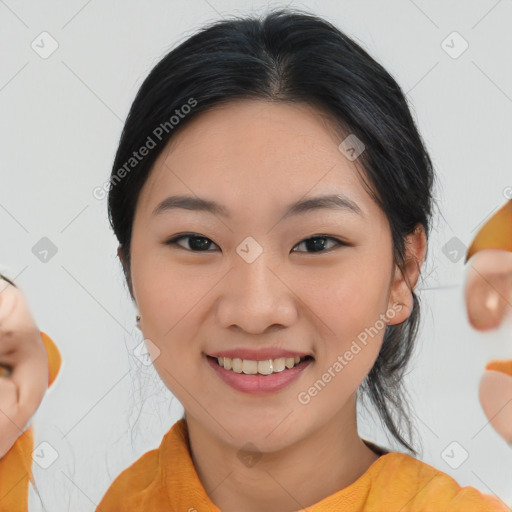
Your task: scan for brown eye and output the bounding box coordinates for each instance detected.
[166,234,219,252]
[292,235,346,254]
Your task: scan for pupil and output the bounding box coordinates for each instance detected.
[307,237,325,252]
[190,236,210,251]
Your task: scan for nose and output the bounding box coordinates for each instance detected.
[215,251,298,334]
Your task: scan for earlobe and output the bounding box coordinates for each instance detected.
[387,224,427,325]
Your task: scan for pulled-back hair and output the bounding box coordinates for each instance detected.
[108,8,437,455]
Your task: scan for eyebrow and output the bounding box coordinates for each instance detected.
[152,193,364,220]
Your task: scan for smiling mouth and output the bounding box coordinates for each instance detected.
[207,355,314,375]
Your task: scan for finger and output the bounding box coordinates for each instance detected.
[0,377,25,458]
[0,286,40,358]
[0,332,48,459]
[464,249,512,331]
[0,282,19,330]
[479,368,512,445]
[10,330,49,408]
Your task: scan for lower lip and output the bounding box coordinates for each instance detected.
[206,355,313,394]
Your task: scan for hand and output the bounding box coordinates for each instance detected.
[0,277,48,458]
[465,249,512,332]
[463,200,512,444]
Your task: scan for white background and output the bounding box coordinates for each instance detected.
[1,0,512,509]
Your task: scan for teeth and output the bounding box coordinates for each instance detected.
[232,358,242,373]
[242,359,258,374]
[215,355,306,374]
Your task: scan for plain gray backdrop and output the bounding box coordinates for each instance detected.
[1,0,512,509]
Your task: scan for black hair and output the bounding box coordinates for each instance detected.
[108,8,438,456]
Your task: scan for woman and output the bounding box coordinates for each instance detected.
[2,8,511,511]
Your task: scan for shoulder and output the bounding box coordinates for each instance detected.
[95,421,186,510]
[367,451,509,511]
[95,447,164,510]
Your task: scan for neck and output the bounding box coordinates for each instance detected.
[185,394,380,512]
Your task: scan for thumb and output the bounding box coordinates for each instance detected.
[479,361,512,445]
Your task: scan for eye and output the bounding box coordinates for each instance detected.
[165,233,219,252]
[292,235,346,254]
[165,233,347,254]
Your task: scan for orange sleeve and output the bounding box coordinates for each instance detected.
[40,331,62,388]
[465,199,512,262]
[484,359,512,376]
[0,331,61,512]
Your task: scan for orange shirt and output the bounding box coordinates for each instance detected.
[1,334,510,511]
[96,417,510,511]
[0,332,61,512]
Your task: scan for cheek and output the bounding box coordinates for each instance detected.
[302,260,390,335]
[136,264,205,394]
[298,257,390,386]
[132,252,219,373]
[133,245,187,321]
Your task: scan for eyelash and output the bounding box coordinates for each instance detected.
[164,233,347,254]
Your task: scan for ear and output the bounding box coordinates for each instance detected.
[117,244,134,300]
[387,223,427,325]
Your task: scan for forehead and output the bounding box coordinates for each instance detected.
[138,99,378,223]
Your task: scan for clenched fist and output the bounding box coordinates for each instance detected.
[0,276,48,458]
[464,199,512,444]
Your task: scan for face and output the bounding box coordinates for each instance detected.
[128,99,408,451]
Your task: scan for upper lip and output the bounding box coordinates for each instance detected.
[208,348,313,361]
